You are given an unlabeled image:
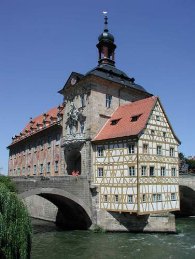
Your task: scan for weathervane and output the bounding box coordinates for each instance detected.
[102,11,108,31]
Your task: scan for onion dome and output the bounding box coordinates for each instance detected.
[98,15,115,43]
[96,13,116,66]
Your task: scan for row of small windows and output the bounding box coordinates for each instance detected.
[140,166,176,177]
[10,134,60,157]
[97,145,175,157]
[103,193,177,203]
[97,167,177,177]
[11,161,59,175]
[103,194,133,203]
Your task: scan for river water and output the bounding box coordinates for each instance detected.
[31,218,195,259]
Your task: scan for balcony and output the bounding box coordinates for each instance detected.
[61,133,87,147]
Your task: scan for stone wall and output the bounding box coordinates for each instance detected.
[96,209,175,232]
[24,195,57,222]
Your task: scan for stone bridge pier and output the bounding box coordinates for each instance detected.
[13,176,93,230]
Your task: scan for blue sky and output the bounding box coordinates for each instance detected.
[0,0,194,173]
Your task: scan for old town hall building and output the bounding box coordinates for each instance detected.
[8,16,180,230]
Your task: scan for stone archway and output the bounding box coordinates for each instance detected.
[175,185,195,217]
[20,188,92,230]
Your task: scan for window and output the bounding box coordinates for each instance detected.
[48,136,51,148]
[151,130,155,136]
[143,144,148,154]
[171,168,176,177]
[80,94,85,107]
[131,114,141,122]
[129,166,135,176]
[97,168,103,177]
[170,148,174,157]
[142,194,146,203]
[127,195,133,204]
[97,146,104,157]
[17,168,20,175]
[14,169,16,175]
[33,165,37,175]
[157,146,162,155]
[141,166,147,176]
[55,161,59,172]
[111,119,120,125]
[47,162,50,173]
[152,194,157,202]
[41,139,44,150]
[34,143,37,152]
[163,132,166,138]
[80,122,85,133]
[157,194,162,202]
[22,167,25,175]
[106,94,112,108]
[115,195,119,203]
[156,115,160,121]
[28,144,31,153]
[150,166,155,176]
[40,164,43,174]
[28,166,30,175]
[56,134,60,145]
[104,195,108,202]
[171,193,176,201]
[128,144,135,154]
[160,167,166,176]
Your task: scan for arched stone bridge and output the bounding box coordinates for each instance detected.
[178,174,195,217]
[12,174,195,229]
[13,175,93,230]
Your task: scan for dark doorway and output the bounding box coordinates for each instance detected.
[66,149,81,175]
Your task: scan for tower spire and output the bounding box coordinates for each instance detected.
[96,12,116,66]
[103,11,108,32]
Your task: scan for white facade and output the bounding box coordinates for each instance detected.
[93,99,180,215]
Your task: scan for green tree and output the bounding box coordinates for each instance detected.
[0,175,17,193]
[0,180,32,258]
[186,159,195,170]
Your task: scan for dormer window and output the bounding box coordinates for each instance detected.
[131,114,141,122]
[111,119,120,125]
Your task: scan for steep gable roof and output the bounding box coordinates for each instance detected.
[93,96,158,141]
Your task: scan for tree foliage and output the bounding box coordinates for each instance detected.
[0,181,32,258]
[179,152,195,173]
[0,175,17,193]
[186,159,195,170]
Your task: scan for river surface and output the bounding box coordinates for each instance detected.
[31,218,195,259]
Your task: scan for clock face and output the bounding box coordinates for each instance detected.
[71,77,77,85]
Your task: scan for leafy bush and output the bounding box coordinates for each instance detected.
[0,183,32,258]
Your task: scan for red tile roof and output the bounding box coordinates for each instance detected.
[93,96,157,141]
[10,105,64,146]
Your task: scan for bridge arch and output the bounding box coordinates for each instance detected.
[19,188,92,230]
[176,185,195,217]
